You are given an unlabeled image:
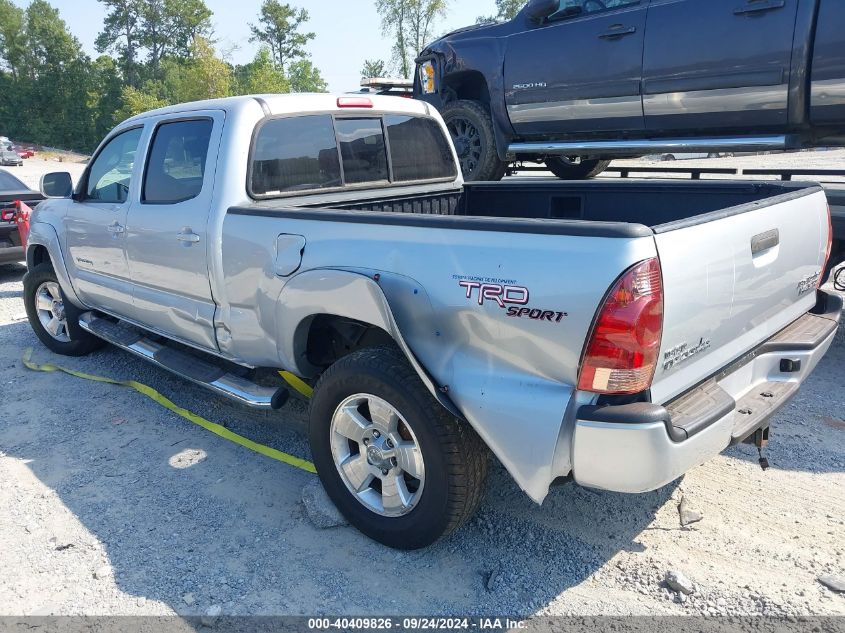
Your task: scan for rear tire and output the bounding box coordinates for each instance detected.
[441,100,508,182]
[544,157,611,180]
[308,346,488,549]
[23,262,103,356]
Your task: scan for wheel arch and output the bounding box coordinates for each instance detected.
[440,70,512,162]
[276,269,463,419]
[442,70,492,106]
[25,222,85,308]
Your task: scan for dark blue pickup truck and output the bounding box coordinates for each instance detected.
[414,0,845,181]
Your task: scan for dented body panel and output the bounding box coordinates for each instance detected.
[26,94,839,505]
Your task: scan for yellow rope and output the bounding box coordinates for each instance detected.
[278,370,314,399]
[22,348,316,474]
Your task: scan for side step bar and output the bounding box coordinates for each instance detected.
[508,135,788,157]
[77,313,289,410]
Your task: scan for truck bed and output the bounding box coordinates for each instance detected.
[296,180,818,233]
[225,177,831,501]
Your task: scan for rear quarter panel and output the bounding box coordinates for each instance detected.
[221,210,657,501]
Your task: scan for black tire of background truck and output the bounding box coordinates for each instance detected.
[544,157,613,180]
[441,100,508,182]
[23,262,103,356]
[308,346,488,549]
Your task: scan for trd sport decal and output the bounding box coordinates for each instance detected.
[456,277,567,324]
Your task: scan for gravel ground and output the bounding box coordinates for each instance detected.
[3,158,87,191]
[0,155,844,617]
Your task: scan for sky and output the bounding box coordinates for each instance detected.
[11,0,493,92]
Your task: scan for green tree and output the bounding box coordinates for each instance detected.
[288,58,327,93]
[155,37,232,103]
[141,0,213,77]
[249,1,314,72]
[376,0,448,78]
[166,0,213,58]
[234,46,290,95]
[88,55,125,141]
[361,59,387,79]
[114,85,168,121]
[477,0,526,23]
[18,0,97,150]
[95,0,145,87]
[0,0,26,80]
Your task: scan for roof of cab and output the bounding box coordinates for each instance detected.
[122,93,431,125]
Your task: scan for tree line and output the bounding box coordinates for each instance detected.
[365,0,527,80]
[0,0,530,153]
[0,0,327,152]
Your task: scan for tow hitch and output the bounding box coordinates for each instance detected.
[744,426,770,470]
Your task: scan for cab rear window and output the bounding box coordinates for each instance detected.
[385,115,457,182]
[249,113,457,197]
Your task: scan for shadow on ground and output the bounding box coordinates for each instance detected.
[2,301,842,616]
[0,318,679,616]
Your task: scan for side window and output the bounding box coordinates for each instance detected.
[385,115,457,182]
[85,127,143,203]
[334,118,389,184]
[143,119,213,205]
[550,0,640,20]
[250,115,341,195]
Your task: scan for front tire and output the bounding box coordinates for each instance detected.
[544,156,611,180]
[441,100,508,182]
[308,346,488,549]
[23,262,103,356]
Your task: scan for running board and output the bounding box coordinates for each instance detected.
[77,313,289,410]
[507,135,788,157]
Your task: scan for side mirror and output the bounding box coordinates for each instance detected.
[40,172,73,198]
[525,0,560,21]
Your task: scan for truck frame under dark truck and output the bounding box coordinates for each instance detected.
[414,0,845,181]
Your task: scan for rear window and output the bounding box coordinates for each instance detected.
[251,115,341,195]
[385,115,457,182]
[249,113,456,197]
[335,118,389,184]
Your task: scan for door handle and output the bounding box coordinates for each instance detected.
[598,25,637,39]
[751,229,779,255]
[176,229,200,244]
[107,222,124,235]
[734,0,785,16]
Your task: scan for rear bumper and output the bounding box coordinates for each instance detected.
[572,290,841,493]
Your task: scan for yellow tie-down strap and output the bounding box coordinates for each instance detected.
[278,370,314,399]
[22,349,316,474]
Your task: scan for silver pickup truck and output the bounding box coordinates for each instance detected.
[23,94,840,549]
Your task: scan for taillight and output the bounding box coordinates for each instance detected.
[578,258,664,395]
[819,204,833,288]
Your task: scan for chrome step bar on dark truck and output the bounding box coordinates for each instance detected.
[508,135,788,157]
[77,312,289,409]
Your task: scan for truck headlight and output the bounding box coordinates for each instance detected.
[419,61,436,94]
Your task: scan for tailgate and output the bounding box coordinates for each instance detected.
[650,187,830,403]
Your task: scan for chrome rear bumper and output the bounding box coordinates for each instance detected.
[571,290,841,493]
